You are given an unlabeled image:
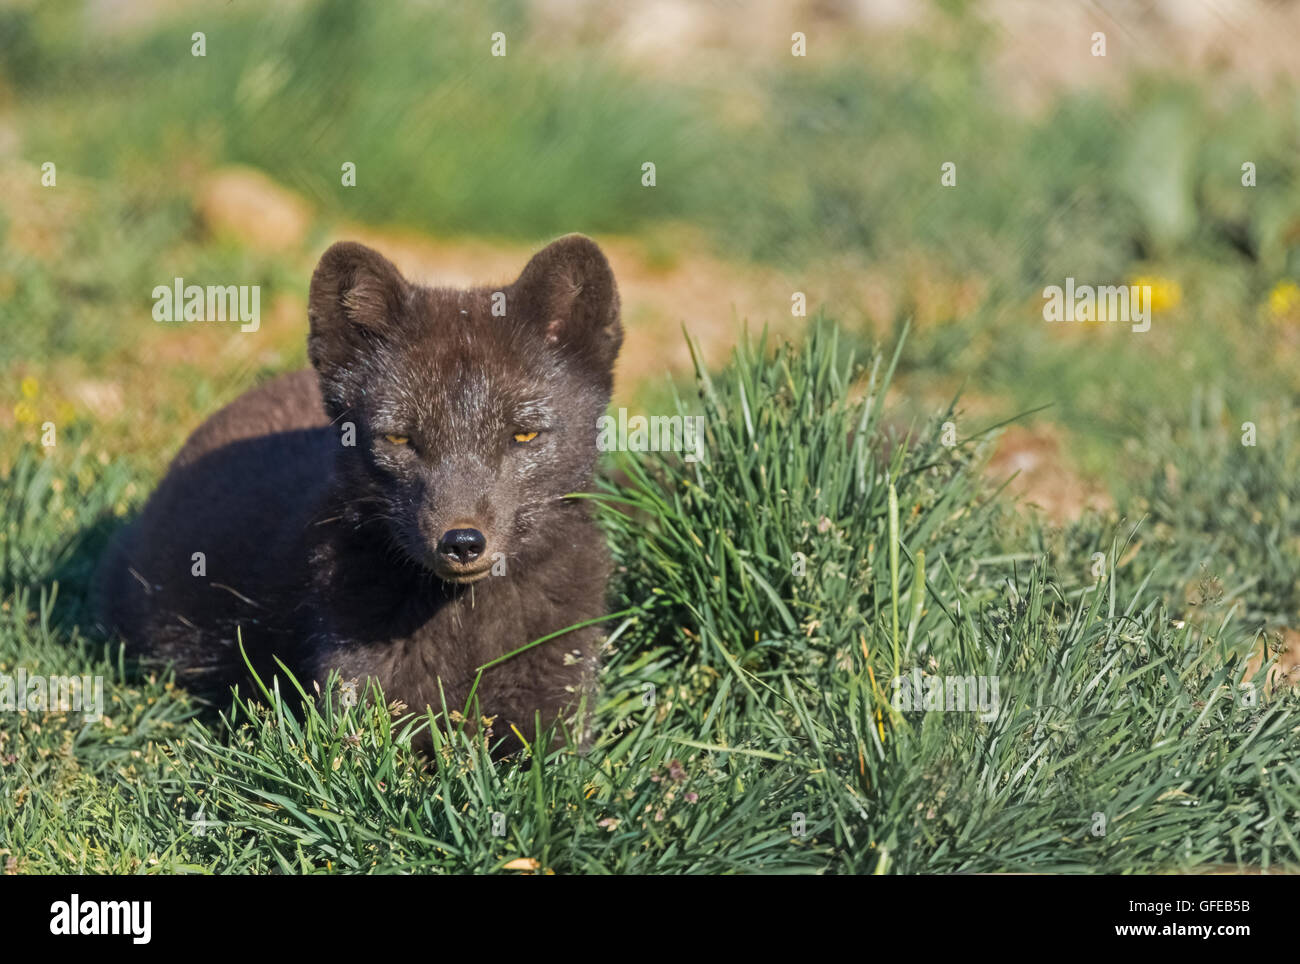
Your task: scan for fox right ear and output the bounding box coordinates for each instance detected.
[509,234,622,386]
[307,242,409,394]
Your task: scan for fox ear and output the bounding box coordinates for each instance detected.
[510,234,622,383]
[307,242,408,389]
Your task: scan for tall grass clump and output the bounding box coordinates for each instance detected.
[596,323,1300,872]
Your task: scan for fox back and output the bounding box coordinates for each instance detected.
[94,235,623,754]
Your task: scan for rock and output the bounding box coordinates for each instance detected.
[195,167,312,253]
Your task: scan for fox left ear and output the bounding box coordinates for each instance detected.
[509,234,622,384]
[307,241,409,414]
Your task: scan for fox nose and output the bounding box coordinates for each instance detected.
[437,528,486,565]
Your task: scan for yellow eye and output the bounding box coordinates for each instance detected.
[513,431,539,443]
[384,434,410,445]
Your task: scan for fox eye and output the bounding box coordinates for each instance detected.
[384,434,411,446]
[513,431,539,444]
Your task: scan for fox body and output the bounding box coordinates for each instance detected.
[94,235,623,753]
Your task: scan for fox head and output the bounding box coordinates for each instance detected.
[307,234,622,584]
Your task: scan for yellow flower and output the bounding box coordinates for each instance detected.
[12,401,36,424]
[1129,275,1182,313]
[1268,280,1300,321]
[20,376,38,400]
[502,857,540,872]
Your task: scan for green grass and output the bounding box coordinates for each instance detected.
[4,0,1300,874]
[7,0,1300,480]
[3,325,1296,873]
[6,0,706,240]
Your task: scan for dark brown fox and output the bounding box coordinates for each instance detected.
[94,235,622,754]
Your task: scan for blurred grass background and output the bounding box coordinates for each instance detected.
[2,0,1300,873]
[3,0,1300,487]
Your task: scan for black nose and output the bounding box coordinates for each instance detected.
[437,528,486,564]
